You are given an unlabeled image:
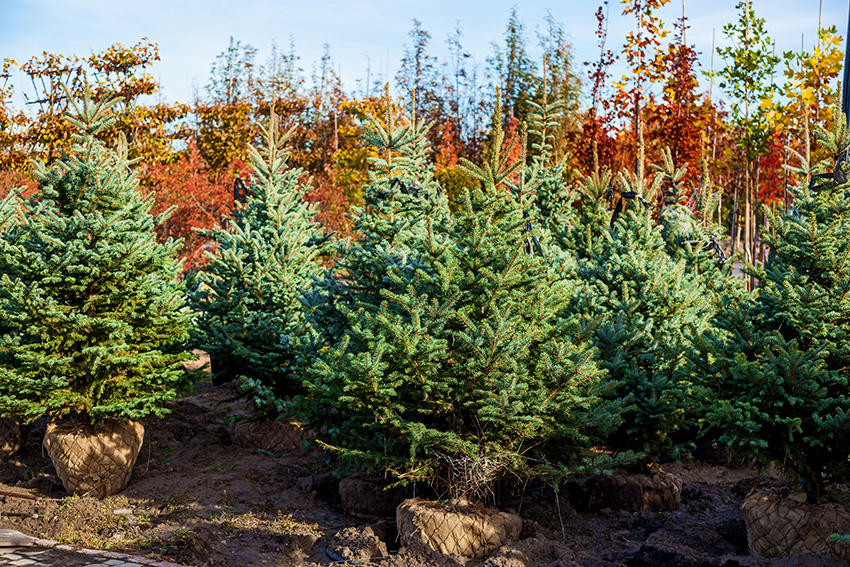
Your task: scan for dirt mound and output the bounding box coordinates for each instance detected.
[280,525,321,560]
[158,524,226,566]
[484,537,577,566]
[327,526,388,562]
[624,526,741,567]
[339,474,409,518]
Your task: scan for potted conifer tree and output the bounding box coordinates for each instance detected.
[551,150,736,512]
[299,96,632,559]
[694,104,850,560]
[189,111,331,454]
[0,91,191,497]
[559,150,734,464]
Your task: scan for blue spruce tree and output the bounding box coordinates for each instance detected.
[693,104,850,498]
[558,149,733,462]
[0,92,190,424]
[299,96,630,501]
[189,112,331,411]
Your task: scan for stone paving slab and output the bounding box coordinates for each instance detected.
[0,532,189,567]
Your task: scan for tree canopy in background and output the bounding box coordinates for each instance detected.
[0,3,843,273]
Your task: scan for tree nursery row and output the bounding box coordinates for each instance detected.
[0,77,850,559]
[1,1,850,563]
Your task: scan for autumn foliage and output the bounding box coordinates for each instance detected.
[0,4,844,273]
[140,143,251,272]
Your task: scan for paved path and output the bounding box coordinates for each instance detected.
[0,531,188,567]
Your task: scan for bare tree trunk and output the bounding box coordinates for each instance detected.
[711,128,721,227]
[743,0,752,289]
[718,178,723,228]
[744,159,751,252]
[731,168,740,257]
[763,208,770,264]
[784,132,790,211]
[745,157,753,289]
[754,158,762,264]
[634,91,641,175]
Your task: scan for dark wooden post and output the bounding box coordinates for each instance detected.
[841,2,850,164]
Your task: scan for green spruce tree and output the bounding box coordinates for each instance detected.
[693,104,850,498]
[0,92,190,424]
[560,151,727,461]
[189,112,331,411]
[299,96,630,501]
[299,95,445,358]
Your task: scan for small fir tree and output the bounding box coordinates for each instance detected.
[299,94,443,358]
[559,152,726,461]
[693,105,850,499]
[299,97,631,501]
[0,92,190,424]
[189,112,331,410]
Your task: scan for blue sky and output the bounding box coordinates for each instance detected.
[0,0,846,110]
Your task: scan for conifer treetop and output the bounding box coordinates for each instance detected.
[246,111,297,187]
[457,93,526,196]
[62,86,122,138]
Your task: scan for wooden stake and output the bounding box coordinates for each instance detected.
[0,489,56,501]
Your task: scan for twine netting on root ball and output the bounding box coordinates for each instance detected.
[744,489,850,560]
[582,467,683,512]
[397,498,522,559]
[0,417,22,461]
[226,418,306,455]
[43,419,145,498]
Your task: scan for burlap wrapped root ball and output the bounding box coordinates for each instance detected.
[744,489,850,560]
[397,498,522,559]
[0,417,22,461]
[227,418,307,454]
[43,419,145,498]
[583,469,683,512]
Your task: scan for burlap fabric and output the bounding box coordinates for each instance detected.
[43,419,144,498]
[339,475,408,518]
[744,489,850,560]
[397,498,522,559]
[583,469,682,512]
[0,417,22,461]
[226,418,306,454]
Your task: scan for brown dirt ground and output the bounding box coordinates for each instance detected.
[0,359,847,567]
